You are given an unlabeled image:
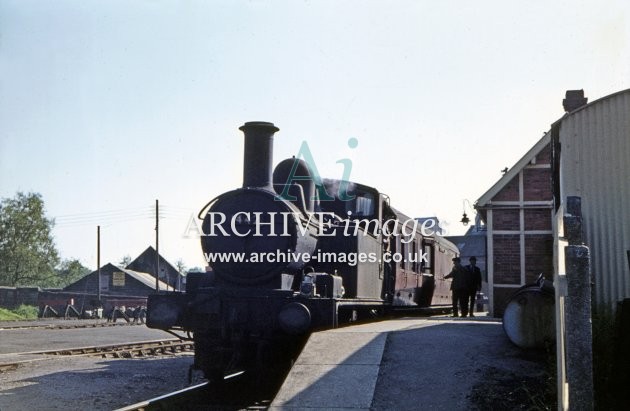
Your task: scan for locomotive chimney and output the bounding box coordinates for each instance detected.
[239,121,279,189]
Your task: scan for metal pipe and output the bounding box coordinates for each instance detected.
[97,225,101,301]
[155,199,159,291]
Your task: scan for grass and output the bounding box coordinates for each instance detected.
[469,364,556,410]
[469,345,557,410]
[0,304,39,321]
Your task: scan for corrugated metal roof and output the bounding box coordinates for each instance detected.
[119,267,170,291]
[559,89,630,309]
[126,246,183,288]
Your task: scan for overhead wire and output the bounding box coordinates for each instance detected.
[53,203,197,228]
[55,207,151,222]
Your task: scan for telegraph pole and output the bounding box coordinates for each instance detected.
[97,225,101,301]
[155,199,159,291]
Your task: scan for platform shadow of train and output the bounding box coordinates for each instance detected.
[272,318,551,411]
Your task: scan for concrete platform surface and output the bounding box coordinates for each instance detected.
[270,315,548,410]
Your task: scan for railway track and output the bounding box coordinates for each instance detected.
[115,381,213,411]
[33,338,194,358]
[0,321,144,331]
[115,371,274,411]
[0,338,193,372]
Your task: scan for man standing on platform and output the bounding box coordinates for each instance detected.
[466,256,482,317]
[445,257,469,317]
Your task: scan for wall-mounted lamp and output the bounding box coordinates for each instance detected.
[460,199,475,226]
[460,212,470,226]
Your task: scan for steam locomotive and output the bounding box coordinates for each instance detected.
[147,121,458,381]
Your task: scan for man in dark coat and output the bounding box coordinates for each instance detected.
[445,257,469,317]
[466,256,483,317]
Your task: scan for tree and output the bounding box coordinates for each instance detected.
[175,258,187,274]
[0,192,59,287]
[54,258,91,288]
[118,255,132,268]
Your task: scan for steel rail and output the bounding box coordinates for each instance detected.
[114,371,247,411]
[0,339,193,373]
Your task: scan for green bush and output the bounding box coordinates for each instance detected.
[0,307,23,320]
[0,305,39,320]
[12,304,39,319]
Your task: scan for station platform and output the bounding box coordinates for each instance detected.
[270,314,550,410]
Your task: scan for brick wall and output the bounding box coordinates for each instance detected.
[524,235,554,284]
[493,209,520,230]
[535,144,551,163]
[493,235,521,284]
[524,209,552,230]
[0,287,40,309]
[523,168,552,200]
[479,141,555,316]
[492,176,519,201]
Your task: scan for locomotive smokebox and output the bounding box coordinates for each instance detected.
[239,121,279,189]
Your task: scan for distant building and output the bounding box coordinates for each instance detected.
[27,247,183,315]
[125,246,184,291]
[64,263,169,297]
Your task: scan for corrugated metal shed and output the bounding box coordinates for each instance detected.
[64,263,170,295]
[559,89,630,309]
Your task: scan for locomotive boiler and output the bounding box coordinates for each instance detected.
[147,121,458,382]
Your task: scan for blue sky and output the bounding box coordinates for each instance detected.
[1,0,628,269]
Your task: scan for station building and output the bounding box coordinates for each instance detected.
[476,89,630,316]
[475,132,554,316]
